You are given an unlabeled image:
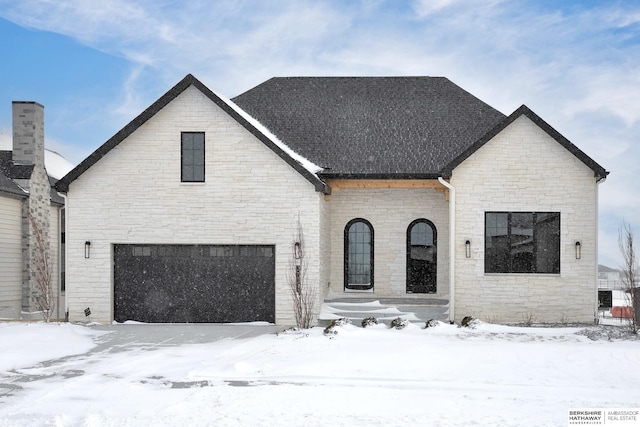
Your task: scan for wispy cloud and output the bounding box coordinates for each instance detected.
[110,65,148,120]
[0,0,638,265]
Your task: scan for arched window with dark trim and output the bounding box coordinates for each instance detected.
[344,219,374,290]
[406,219,437,293]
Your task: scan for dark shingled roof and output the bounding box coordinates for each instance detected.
[232,77,507,178]
[0,151,34,180]
[48,176,64,205]
[0,169,27,197]
[0,151,29,196]
[57,74,608,191]
[0,150,66,202]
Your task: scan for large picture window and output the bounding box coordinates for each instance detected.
[344,219,374,290]
[485,212,560,274]
[181,132,205,182]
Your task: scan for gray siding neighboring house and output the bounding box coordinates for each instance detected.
[0,102,65,320]
[598,265,626,290]
[56,74,608,325]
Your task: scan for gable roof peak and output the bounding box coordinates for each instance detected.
[56,74,329,194]
[442,104,609,179]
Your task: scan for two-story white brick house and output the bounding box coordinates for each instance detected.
[56,74,608,325]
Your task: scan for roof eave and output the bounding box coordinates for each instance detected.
[0,186,28,198]
[441,105,609,180]
[57,75,199,192]
[319,172,441,180]
[56,74,330,194]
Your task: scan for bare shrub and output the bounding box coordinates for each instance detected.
[619,220,639,333]
[29,214,55,322]
[521,312,536,327]
[323,318,351,335]
[424,319,439,328]
[390,317,409,330]
[461,316,477,328]
[361,316,378,328]
[288,219,316,329]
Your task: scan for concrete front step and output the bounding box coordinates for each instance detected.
[318,298,449,327]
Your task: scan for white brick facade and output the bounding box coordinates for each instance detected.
[327,187,449,299]
[65,86,323,324]
[451,116,599,323]
[62,81,604,326]
[49,204,63,320]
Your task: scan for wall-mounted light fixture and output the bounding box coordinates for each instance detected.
[84,241,91,259]
[465,240,471,258]
[575,241,581,260]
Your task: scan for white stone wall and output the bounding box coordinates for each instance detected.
[318,197,332,302]
[451,116,599,323]
[0,194,23,318]
[49,204,64,320]
[65,86,323,325]
[327,187,449,299]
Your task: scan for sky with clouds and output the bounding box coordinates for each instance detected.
[0,0,638,267]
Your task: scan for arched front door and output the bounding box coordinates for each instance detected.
[406,219,437,293]
[344,218,374,291]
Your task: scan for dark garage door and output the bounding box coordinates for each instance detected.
[114,244,275,323]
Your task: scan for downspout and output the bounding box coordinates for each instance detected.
[57,192,68,322]
[438,177,456,324]
[594,175,606,323]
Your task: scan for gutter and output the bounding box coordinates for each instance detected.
[438,177,456,324]
[594,175,606,323]
[57,192,68,321]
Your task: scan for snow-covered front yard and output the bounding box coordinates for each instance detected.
[0,321,638,426]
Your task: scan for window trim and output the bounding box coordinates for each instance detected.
[181,131,205,183]
[484,211,561,274]
[344,218,374,291]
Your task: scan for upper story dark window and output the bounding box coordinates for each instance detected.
[181,132,205,182]
[344,218,374,290]
[485,212,560,274]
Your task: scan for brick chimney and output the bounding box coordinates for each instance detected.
[12,102,45,168]
[12,101,52,317]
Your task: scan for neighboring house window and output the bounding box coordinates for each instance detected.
[485,212,560,274]
[344,219,374,290]
[406,219,437,293]
[181,132,205,182]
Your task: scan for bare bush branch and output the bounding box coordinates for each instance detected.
[29,214,55,322]
[288,219,316,329]
[619,220,639,333]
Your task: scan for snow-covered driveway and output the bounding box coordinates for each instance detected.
[0,321,638,426]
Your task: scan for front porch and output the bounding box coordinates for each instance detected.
[318,297,450,327]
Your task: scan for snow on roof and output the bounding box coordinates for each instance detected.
[0,131,75,180]
[212,91,323,175]
[44,149,75,179]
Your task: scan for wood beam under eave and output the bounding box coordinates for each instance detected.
[325,179,450,201]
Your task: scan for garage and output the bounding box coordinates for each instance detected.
[113,244,275,323]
